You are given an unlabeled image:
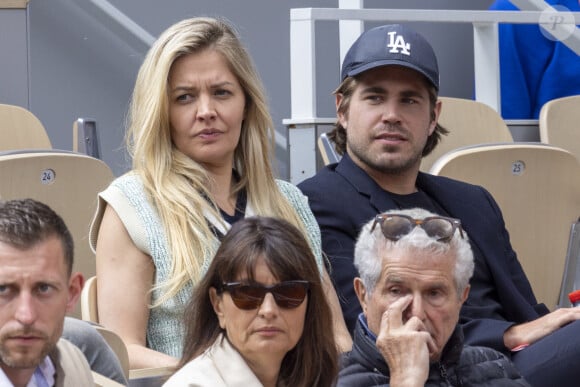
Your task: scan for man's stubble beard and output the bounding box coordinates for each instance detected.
[348,140,424,175]
[0,330,53,369]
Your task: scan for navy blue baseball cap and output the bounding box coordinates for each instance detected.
[341,24,439,90]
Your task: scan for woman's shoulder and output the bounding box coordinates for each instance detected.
[163,336,263,386]
[90,170,159,255]
[164,354,220,386]
[108,171,142,191]
[275,178,304,199]
[97,171,149,213]
[275,179,314,216]
[101,171,150,205]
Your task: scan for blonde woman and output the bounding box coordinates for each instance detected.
[90,17,350,369]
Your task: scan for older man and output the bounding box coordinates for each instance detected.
[338,208,528,386]
[0,198,119,387]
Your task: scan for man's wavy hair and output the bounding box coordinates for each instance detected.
[328,74,448,157]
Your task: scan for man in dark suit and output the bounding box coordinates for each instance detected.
[298,23,580,387]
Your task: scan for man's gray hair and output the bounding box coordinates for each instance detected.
[354,207,474,298]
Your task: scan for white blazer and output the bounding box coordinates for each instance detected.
[163,334,263,387]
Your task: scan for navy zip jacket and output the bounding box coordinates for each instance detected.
[338,319,530,386]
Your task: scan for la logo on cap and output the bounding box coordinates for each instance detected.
[387,31,410,55]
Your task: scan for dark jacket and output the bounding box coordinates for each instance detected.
[338,320,530,386]
[298,153,549,352]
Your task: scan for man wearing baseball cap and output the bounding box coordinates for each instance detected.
[299,24,580,386]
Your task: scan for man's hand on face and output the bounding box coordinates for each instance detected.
[375,295,437,387]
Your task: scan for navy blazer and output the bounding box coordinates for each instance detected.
[299,153,549,353]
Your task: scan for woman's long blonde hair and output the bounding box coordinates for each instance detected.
[127,17,307,304]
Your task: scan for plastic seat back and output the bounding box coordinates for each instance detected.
[539,95,580,162]
[430,143,580,309]
[0,104,52,150]
[421,97,513,172]
[0,150,114,317]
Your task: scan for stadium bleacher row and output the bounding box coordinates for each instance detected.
[3,93,580,311]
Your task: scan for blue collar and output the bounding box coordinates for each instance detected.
[358,313,377,342]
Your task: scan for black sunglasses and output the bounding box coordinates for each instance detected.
[371,213,464,243]
[218,280,310,310]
